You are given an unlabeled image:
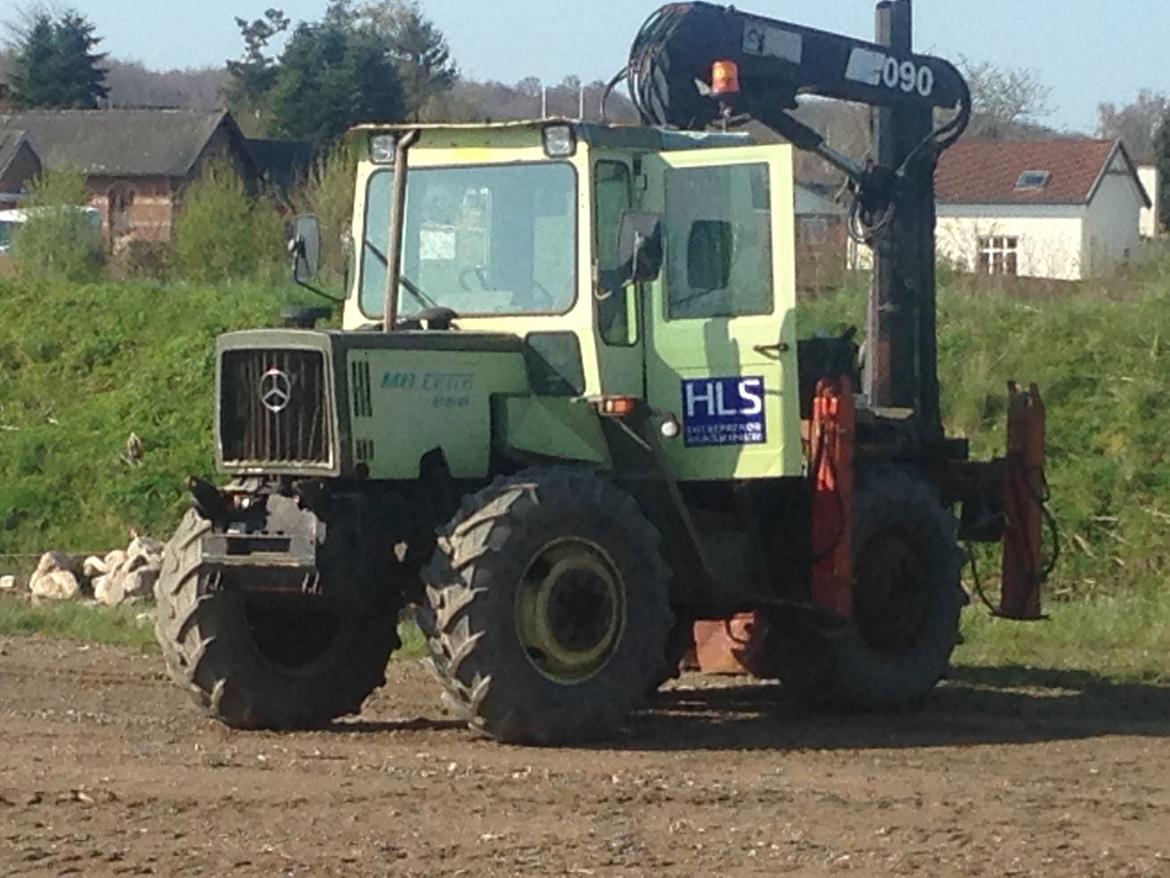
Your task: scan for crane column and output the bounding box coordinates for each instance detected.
[867,0,943,440]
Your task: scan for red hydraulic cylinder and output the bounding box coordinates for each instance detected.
[810,377,855,617]
[1000,383,1047,620]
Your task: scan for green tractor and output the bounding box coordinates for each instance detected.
[155,3,1048,744]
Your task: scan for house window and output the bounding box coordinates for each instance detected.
[977,236,1019,276]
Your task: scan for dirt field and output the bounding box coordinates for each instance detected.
[2,636,1169,877]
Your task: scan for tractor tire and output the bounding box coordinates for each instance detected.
[420,469,673,745]
[154,510,401,730]
[774,467,965,711]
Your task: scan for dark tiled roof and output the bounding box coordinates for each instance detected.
[0,109,245,178]
[936,138,1149,206]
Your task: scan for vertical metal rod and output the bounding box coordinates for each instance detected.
[383,129,420,333]
[866,0,940,438]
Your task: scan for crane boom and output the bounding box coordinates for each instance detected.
[628,2,969,131]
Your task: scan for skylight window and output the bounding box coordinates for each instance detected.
[1015,170,1051,191]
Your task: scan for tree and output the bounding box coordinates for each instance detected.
[1156,111,1170,233]
[8,9,108,109]
[224,8,289,124]
[355,1,457,120]
[12,169,104,281]
[1098,90,1170,162]
[958,58,1052,139]
[268,19,404,149]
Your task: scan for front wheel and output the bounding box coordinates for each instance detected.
[420,469,674,745]
[154,510,402,729]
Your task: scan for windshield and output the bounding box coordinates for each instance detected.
[360,163,577,318]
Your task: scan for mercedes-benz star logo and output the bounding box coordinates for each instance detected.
[260,368,293,414]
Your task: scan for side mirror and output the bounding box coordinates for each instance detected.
[291,214,321,283]
[617,210,663,284]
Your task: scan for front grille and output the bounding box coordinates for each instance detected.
[220,348,332,468]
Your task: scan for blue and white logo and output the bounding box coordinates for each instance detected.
[681,376,766,447]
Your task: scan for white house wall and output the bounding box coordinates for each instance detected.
[1139,166,1160,238]
[1083,154,1145,274]
[935,204,1086,281]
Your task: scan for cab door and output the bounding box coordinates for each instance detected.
[643,145,802,481]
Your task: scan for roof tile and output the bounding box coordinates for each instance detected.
[935,139,1121,205]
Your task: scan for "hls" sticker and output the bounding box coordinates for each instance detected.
[680,377,766,447]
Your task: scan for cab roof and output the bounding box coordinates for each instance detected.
[349,117,752,152]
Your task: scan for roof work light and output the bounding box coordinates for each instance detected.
[711,60,741,97]
[542,124,577,158]
[369,133,398,164]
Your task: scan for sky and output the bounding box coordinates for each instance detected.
[16,1,1170,134]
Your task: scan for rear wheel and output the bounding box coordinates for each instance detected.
[420,469,673,744]
[154,510,402,729]
[774,467,965,710]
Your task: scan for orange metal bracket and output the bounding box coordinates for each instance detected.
[810,377,855,618]
[1000,382,1047,620]
[692,614,769,676]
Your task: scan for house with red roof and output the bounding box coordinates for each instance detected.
[934,139,1151,281]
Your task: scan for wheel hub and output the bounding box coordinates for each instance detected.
[515,539,625,683]
[245,596,342,669]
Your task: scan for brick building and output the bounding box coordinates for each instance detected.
[0,109,307,243]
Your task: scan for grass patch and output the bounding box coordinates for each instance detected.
[956,586,1170,686]
[0,275,316,554]
[0,595,157,653]
[799,274,1170,600]
[397,617,429,661]
[0,594,433,663]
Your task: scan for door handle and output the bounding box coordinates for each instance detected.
[753,342,790,357]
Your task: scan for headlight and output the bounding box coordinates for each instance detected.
[370,133,398,164]
[542,124,576,158]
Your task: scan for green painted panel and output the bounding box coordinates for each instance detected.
[348,348,527,479]
[498,396,611,466]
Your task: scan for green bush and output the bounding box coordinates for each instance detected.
[172,163,287,283]
[11,170,105,282]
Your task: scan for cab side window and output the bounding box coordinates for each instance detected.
[664,163,774,320]
[594,161,636,345]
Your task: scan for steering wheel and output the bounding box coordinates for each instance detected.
[459,265,491,292]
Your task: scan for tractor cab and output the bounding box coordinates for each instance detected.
[328,119,804,482]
